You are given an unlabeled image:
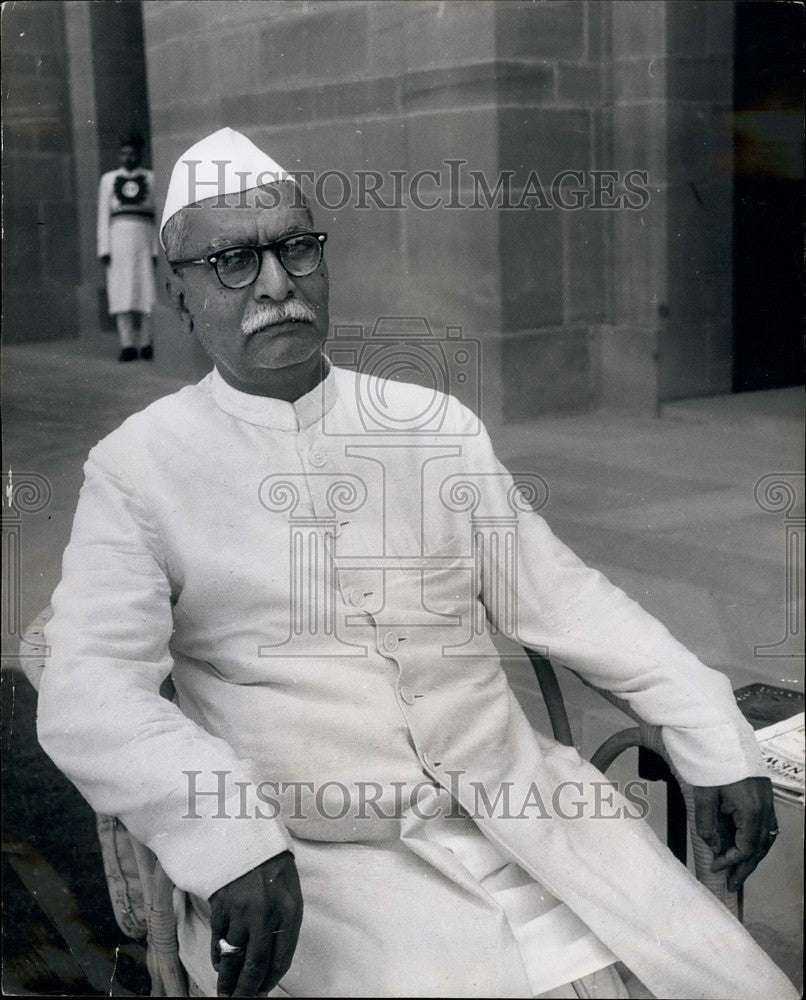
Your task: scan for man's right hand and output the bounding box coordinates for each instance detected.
[209,850,302,997]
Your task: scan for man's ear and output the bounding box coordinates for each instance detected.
[166,272,194,333]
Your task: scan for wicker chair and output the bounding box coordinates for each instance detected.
[19,606,739,996]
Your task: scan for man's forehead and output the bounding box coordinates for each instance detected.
[181,184,311,248]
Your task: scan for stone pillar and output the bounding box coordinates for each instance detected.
[2,0,79,343]
[603,0,667,411]
[63,0,160,355]
[494,0,604,421]
[64,0,102,339]
[660,0,734,400]
[604,0,734,410]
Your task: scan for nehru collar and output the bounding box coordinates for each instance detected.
[210,361,338,431]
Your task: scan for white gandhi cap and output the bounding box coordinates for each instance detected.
[159,127,295,248]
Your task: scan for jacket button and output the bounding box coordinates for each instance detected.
[399,685,415,706]
[349,588,365,607]
[383,632,399,652]
[309,449,326,467]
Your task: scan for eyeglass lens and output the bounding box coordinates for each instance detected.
[215,235,322,288]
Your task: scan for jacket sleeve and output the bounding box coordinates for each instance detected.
[462,414,767,789]
[97,172,112,258]
[37,446,291,901]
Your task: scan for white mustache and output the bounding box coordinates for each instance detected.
[242,300,316,336]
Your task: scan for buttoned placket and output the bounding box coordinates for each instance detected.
[291,409,442,785]
[295,425,368,622]
[209,365,445,780]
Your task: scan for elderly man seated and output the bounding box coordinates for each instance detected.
[37,129,797,999]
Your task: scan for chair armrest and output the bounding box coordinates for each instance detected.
[524,651,741,918]
[129,838,188,997]
[525,648,574,746]
[590,719,741,919]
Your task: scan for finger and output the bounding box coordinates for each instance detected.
[216,924,250,998]
[758,798,779,855]
[719,815,778,888]
[752,818,781,867]
[694,788,721,852]
[259,932,290,993]
[217,950,248,998]
[727,855,761,892]
[210,909,229,973]
[233,955,273,998]
[730,799,778,875]
[712,837,772,874]
[711,845,746,872]
[269,926,294,981]
[734,803,766,859]
[232,928,273,998]
[262,907,303,992]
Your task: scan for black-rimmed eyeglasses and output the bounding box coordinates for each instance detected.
[170,232,327,289]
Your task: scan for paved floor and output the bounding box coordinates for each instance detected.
[2,338,803,993]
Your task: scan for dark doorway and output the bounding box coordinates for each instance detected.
[732,1,804,392]
[89,0,152,331]
[89,1,152,174]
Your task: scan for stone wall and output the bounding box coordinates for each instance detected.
[3,0,79,343]
[2,2,738,411]
[605,0,735,406]
[136,1,737,419]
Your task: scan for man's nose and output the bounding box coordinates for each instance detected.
[252,250,293,301]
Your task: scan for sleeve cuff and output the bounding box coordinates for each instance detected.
[663,712,770,787]
[142,781,293,900]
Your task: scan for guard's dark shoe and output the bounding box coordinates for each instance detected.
[140,345,153,361]
[118,347,138,363]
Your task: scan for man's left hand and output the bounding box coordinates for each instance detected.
[693,776,778,891]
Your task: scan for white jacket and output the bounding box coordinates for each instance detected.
[38,365,794,998]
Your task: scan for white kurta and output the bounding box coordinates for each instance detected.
[38,366,796,999]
